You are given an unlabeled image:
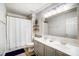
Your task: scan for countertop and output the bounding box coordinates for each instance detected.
[34,36,79,56]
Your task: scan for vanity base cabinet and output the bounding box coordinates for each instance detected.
[34,40,69,56]
[45,45,55,56]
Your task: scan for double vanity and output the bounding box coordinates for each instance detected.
[34,36,79,56]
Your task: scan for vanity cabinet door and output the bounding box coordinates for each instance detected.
[34,40,39,55]
[37,42,44,56]
[34,40,44,56]
[45,45,55,56]
[55,50,69,56]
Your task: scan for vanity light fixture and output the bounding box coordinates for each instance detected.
[44,3,75,18]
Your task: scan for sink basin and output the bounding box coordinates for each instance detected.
[58,40,68,45]
[43,37,68,45]
[45,39,54,42]
[52,40,68,46]
[49,40,53,42]
[61,42,67,45]
[53,41,61,44]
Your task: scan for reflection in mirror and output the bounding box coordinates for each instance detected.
[44,7,78,39]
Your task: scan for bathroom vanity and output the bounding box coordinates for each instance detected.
[33,4,79,56]
[34,36,79,56]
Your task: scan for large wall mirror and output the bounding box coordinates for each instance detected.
[44,7,78,39]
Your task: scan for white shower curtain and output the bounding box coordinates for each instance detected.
[7,16,32,52]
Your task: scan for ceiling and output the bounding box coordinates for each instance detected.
[6,3,54,16]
